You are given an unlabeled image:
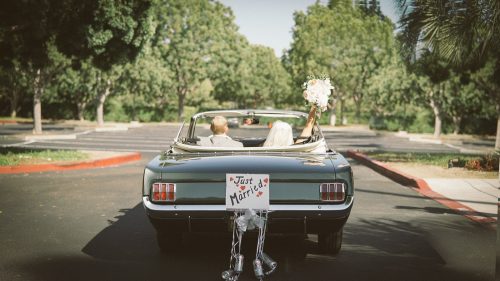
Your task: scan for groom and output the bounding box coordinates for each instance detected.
[200,116,243,147]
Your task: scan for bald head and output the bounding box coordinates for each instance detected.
[211,116,228,135]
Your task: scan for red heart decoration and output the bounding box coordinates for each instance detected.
[258,191,263,196]
[240,185,246,191]
[263,178,269,184]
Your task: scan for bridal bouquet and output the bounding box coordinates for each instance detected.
[302,77,334,112]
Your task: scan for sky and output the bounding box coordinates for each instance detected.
[218,0,400,57]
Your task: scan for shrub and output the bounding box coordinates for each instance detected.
[464,154,499,171]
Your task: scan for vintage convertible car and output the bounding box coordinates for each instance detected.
[142,110,354,254]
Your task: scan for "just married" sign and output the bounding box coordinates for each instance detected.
[225,174,270,210]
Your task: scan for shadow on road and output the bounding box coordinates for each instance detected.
[12,203,492,281]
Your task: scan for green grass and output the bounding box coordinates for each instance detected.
[364,152,485,167]
[0,149,89,166]
[0,116,33,122]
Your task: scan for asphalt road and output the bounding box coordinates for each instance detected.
[0,155,495,281]
[0,123,477,153]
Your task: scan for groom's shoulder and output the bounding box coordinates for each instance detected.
[211,135,243,147]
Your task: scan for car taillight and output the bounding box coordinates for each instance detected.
[152,183,176,202]
[319,183,345,202]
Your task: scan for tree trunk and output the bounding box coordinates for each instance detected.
[77,100,87,121]
[96,79,111,127]
[329,99,336,126]
[495,113,500,150]
[177,93,185,122]
[452,116,461,135]
[339,99,345,126]
[329,110,336,126]
[429,97,442,138]
[354,101,361,124]
[10,90,18,118]
[33,69,43,134]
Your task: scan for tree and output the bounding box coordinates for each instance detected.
[55,61,100,121]
[286,2,395,124]
[217,44,291,109]
[0,0,155,132]
[0,62,29,118]
[396,0,500,147]
[152,0,242,121]
[412,50,453,137]
[441,72,488,134]
[365,53,416,119]
[114,50,173,121]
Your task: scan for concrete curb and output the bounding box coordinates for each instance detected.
[0,152,141,174]
[346,150,496,227]
[0,120,18,125]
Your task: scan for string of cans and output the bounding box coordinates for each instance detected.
[221,209,278,281]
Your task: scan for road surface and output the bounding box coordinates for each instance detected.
[0,155,495,281]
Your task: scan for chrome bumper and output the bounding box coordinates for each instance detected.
[143,196,353,217]
[143,196,353,233]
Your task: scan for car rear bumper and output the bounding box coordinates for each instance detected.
[143,196,353,234]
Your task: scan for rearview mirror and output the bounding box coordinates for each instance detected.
[243,118,259,125]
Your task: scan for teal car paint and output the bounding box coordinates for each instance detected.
[143,110,354,254]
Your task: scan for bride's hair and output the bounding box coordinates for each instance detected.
[263,120,293,147]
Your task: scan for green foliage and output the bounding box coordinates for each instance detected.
[0,0,497,137]
[221,44,291,109]
[55,0,156,70]
[286,3,397,122]
[397,0,499,143]
[0,0,156,132]
[151,0,241,120]
[407,109,434,134]
[0,61,30,117]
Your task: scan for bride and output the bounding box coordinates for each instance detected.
[263,106,317,147]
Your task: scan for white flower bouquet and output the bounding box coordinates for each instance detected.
[302,78,334,112]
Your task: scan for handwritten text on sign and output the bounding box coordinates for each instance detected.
[225,174,270,210]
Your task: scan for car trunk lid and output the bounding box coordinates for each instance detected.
[148,153,338,204]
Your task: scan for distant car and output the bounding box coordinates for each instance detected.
[142,110,354,254]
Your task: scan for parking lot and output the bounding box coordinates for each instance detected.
[0,124,497,280]
[0,123,496,280]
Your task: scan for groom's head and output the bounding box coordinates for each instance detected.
[211,116,228,135]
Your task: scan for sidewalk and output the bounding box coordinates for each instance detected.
[424,178,499,218]
[347,150,499,226]
[392,131,496,154]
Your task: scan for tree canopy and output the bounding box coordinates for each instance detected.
[0,0,497,142]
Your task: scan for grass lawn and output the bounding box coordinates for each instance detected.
[0,149,89,166]
[0,117,33,122]
[364,151,495,168]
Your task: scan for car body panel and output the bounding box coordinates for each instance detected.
[143,110,354,235]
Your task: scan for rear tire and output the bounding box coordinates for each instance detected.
[157,231,182,253]
[318,228,342,255]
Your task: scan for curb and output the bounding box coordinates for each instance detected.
[346,150,496,227]
[0,120,18,125]
[0,152,141,174]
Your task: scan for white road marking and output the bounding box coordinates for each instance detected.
[1,140,35,147]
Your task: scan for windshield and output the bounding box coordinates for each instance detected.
[173,111,326,153]
[191,116,308,140]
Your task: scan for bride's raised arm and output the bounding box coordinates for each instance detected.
[295,105,317,144]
